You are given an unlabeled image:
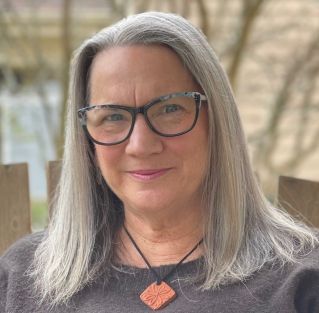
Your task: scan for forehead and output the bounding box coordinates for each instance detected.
[91,44,186,76]
[88,44,199,104]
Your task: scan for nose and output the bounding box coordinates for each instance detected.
[125,114,163,157]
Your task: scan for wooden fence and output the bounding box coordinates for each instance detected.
[0,161,61,255]
[0,162,319,255]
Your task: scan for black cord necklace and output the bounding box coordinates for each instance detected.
[123,225,203,310]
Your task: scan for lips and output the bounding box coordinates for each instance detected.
[127,168,172,181]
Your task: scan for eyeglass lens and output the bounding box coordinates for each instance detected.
[85,95,197,145]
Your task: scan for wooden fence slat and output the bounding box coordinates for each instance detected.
[46,160,62,218]
[278,175,319,228]
[0,163,31,255]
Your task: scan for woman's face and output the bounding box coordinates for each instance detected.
[89,45,208,217]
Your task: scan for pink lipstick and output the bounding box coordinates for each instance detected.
[127,168,171,181]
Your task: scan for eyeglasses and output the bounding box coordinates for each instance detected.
[77,91,207,146]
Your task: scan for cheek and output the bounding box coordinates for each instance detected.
[95,146,123,179]
[187,144,208,181]
[186,127,209,180]
[167,129,208,175]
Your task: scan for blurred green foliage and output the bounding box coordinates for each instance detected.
[31,200,48,231]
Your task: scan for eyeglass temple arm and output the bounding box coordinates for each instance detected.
[196,93,207,107]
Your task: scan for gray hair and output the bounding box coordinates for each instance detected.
[30,11,318,306]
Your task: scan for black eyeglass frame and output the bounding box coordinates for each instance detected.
[77,91,207,146]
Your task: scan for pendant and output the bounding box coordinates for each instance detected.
[140,281,177,310]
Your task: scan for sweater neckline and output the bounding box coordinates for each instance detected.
[113,256,204,276]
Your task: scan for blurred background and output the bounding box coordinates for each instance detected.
[0,0,318,230]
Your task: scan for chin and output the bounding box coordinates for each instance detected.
[124,192,174,213]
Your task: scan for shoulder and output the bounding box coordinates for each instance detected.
[0,230,46,278]
[289,244,319,311]
[249,244,319,312]
[0,231,46,312]
[1,231,46,271]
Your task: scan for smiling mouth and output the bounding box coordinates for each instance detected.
[127,168,172,181]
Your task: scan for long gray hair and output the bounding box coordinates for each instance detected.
[30,11,318,306]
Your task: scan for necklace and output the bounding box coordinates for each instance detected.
[123,225,203,310]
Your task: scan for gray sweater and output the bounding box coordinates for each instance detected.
[1,232,319,313]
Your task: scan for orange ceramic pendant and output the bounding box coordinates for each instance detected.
[140,281,177,310]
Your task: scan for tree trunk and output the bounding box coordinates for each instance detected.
[56,0,72,159]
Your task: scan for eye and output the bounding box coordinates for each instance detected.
[147,97,192,121]
[163,104,183,113]
[105,113,125,121]
[88,110,128,127]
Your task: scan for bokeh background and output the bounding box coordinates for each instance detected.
[1,0,318,230]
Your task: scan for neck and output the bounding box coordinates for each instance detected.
[116,208,204,267]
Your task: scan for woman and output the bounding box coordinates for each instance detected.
[1,12,318,313]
